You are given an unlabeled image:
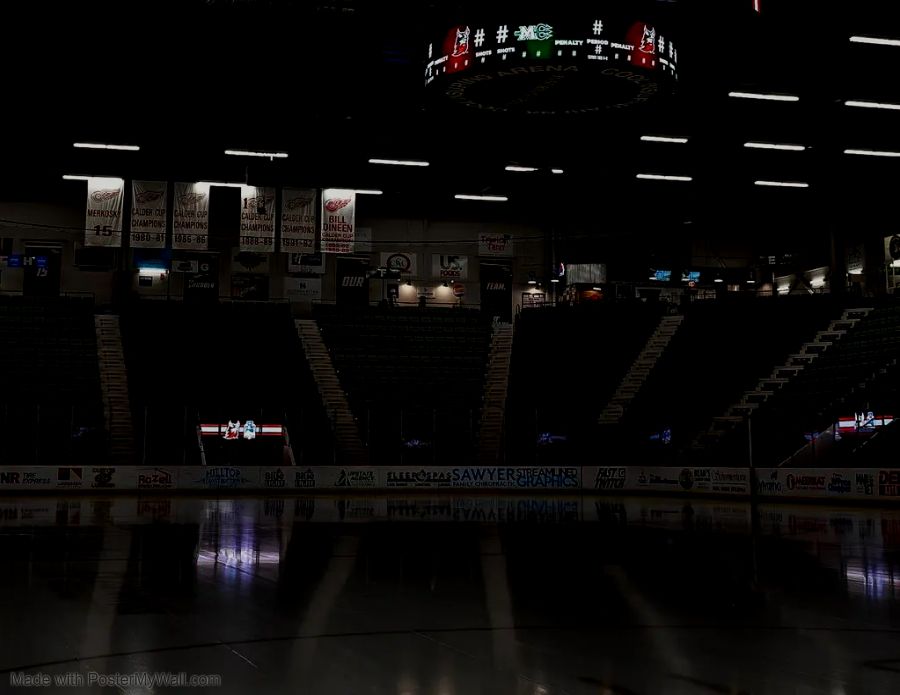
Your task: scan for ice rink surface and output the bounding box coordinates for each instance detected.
[2,493,900,694]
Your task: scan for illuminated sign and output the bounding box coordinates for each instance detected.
[200,423,284,439]
[425,11,678,114]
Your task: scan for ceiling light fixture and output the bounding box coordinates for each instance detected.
[728,91,800,102]
[454,194,509,202]
[754,180,810,188]
[850,36,900,47]
[73,142,140,151]
[353,189,383,195]
[844,148,900,157]
[551,168,564,174]
[636,174,693,182]
[368,158,430,167]
[744,142,806,151]
[640,135,689,143]
[224,149,288,159]
[198,181,244,188]
[845,100,900,110]
[505,165,539,172]
[62,174,91,181]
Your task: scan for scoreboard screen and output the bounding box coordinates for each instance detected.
[425,12,679,115]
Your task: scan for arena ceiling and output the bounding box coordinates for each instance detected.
[2,0,899,241]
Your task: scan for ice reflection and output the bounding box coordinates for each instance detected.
[845,558,900,599]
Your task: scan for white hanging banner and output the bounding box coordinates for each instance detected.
[239,186,276,252]
[321,188,356,254]
[130,181,168,248]
[85,177,125,247]
[281,188,317,254]
[172,182,210,251]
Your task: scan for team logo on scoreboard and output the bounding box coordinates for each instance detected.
[451,26,471,56]
[638,24,657,53]
[515,23,553,41]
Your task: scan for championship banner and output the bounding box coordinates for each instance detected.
[240,185,276,252]
[478,232,513,257]
[381,251,417,277]
[173,182,210,251]
[281,188,316,253]
[85,177,124,247]
[433,254,468,280]
[130,181,168,248]
[321,188,356,254]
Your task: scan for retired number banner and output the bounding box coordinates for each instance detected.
[281,188,316,253]
[240,186,276,252]
[85,177,125,247]
[172,183,210,251]
[130,181,168,248]
[321,188,355,254]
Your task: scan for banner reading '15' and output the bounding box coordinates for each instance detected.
[84,177,125,247]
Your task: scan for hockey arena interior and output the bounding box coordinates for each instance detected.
[1,1,900,693]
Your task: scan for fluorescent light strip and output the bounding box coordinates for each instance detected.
[368,158,429,167]
[850,36,900,47]
[754,180,809,188]
[505,165,539,172]
[455,194,509,202]
[744,141,806,151]
[198,181,243,188]
[844,148,900,157]
[636,174,693,182]
[728,91,799,102]
[845,100,900,110]
[354,189,383,195]
[73,142,140,151]
[641,135,689,144]
[62,174,90,181]
[551,168,564,174]
[224,149,288,159]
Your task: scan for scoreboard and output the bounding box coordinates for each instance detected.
[425,13,679,115]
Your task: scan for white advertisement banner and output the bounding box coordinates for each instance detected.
[177,466,261,490]
[284,277,322,302]
[478,232,513,257]
[755,468,879,500]
[280,188,317,253]
[239,186,276,252]
[173,182,210,250]
[0,467,55,490]
[288,252,324,274]
[381,467,580,490]
[321,189,356,254]
[85,177,125,247]
[433,254,468,280]
[130,181,168,248]
[381,251,417,276]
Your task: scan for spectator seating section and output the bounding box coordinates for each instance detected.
[612,296,839,462]
[0,296,104,465]
[505,302,662,462]
[727,303,900,467]
[120,300,329,466]
[315,307,492,464]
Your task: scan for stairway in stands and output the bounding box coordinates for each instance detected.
[696,307,873,450]
[478,322,513,463]
[95,314,135,465]
[598,314,683,426]
[295,319,367,465]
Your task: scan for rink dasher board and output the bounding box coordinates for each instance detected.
[0,466,897,501]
